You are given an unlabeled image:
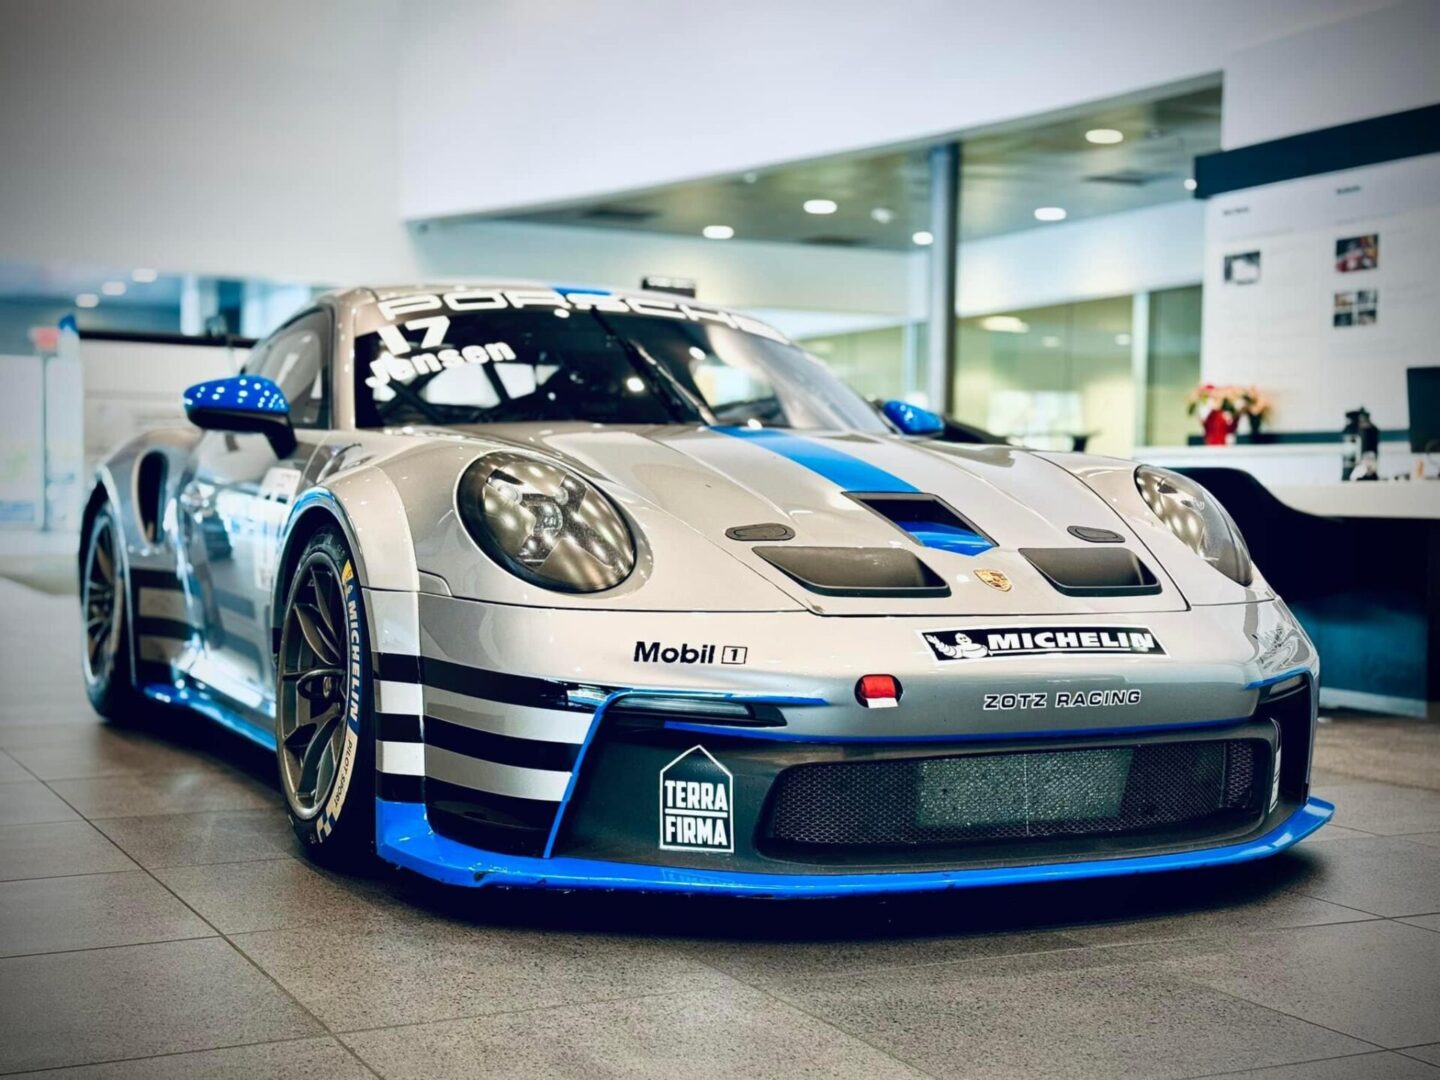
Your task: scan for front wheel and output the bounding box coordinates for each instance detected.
[81,503,143,721]
[276,527,375,867]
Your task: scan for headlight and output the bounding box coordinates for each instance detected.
[457,452,635,592]
[1134,466,1253,586]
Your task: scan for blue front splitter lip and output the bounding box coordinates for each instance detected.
[376,796,1333,898]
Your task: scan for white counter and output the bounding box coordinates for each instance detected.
[1266,481,1440,520]
[1134,443,1440,520]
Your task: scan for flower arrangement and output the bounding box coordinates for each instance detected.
[1186,384,1270,444]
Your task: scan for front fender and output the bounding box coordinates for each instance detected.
[1039,452,1274,606]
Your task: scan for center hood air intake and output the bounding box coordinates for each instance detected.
[754,546,950,598]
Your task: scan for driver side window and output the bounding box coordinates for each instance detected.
[257,310,330,428]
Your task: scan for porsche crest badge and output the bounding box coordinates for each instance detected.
[975,568,1012,592]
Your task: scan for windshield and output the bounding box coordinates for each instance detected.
[352,288,886,432]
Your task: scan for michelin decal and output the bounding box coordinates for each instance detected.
[924,626,1166,662]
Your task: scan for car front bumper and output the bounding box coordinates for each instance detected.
[375,796,1334,896]
[366,591,1325,892]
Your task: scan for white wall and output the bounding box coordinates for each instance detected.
[1222,0,1440,148]
[1201,153,1440,434]
[0,0,417,284]
[412,219,916,315]
[955,201,1204,317]
[398,0,1395,220]
[1199,0,1440,436]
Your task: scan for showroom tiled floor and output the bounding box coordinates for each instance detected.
[0,574,1438,1079]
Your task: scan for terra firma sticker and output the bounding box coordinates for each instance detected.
[659,746,734,853]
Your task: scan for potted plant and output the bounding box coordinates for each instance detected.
[1186,383,1244,445]
[1237,386,1271,438]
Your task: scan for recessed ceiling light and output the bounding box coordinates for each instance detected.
[101,280,126,296]
[742,171,759,184]
[1034,207,1067,222]
[870,207,895,224]
[1085,128,1124,145]
[978,315,1029,334]
[1041,335,1061,348]
[75,293,99,308]
[1184,177,1198,191]
[912,230,934,246]
[1115,333,1132,346]
[803,198,838,215]
[702,224,734,240]
[131,268,158,283]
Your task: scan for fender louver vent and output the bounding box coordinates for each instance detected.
[1020,547,1161,597]
[849,493,994,556]
[754,546,949,598]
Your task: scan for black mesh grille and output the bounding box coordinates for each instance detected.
[765,739,1266,850]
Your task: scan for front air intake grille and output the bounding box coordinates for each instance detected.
[764,739,1265,850]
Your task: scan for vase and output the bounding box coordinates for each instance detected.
[1203,410,1235,446]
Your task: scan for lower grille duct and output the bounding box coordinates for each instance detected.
[764,739,1265,850]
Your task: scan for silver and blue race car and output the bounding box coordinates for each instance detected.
[78,282,1331,896]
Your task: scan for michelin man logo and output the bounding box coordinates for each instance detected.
[659,746,734,853]
[925,632,990,660]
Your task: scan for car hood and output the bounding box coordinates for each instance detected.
[414,423,1190,616]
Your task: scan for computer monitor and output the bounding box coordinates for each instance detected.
[1409,367,1440,453]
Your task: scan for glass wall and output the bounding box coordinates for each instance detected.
[796,324,915,402]
[1145,285,1203,448]
[798,287,1203,455]
[954,295,1135,455]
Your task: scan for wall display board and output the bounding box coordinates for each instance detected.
[1201,151,1440,437]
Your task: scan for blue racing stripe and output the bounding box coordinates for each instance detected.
[712,425,918,493]
[712,426,995,556]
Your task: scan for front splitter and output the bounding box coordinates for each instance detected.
[375,796,1333,898]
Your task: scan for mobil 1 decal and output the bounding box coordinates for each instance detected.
[922,625,1166,662]
[659,746,734,853]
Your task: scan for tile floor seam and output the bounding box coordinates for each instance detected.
[26,771,384,1080]
[0,931,221,961]
[1287,888,1413,919]
[1053,911,1387,952]
[0,1033,341,1078]
[1160,965,1395,1053]
[1175,1047,1412,1079]
[676,934,1099,988]
[326,984,764,1039]
[0,867,159,886]
[680,953,941,1079]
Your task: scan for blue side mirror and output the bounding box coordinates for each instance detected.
[183,375,295,456]
[881,399,945,437]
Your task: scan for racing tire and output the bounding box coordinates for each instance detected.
[80,503,144,722]
[276,527,376,868]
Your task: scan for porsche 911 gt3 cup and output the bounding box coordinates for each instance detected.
[78,282,1331,896]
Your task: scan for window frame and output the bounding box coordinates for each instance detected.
[254,306,333,430]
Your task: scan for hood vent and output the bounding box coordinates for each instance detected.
[754,546,949,598]
[1020,547,1160,598]
[849,493,994,557]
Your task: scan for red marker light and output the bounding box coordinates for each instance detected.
[856,674,902,709]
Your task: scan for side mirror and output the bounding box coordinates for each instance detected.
[183,375,296,457]
[881,399,945,437]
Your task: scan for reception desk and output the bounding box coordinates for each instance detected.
[1137,447,1439,719]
